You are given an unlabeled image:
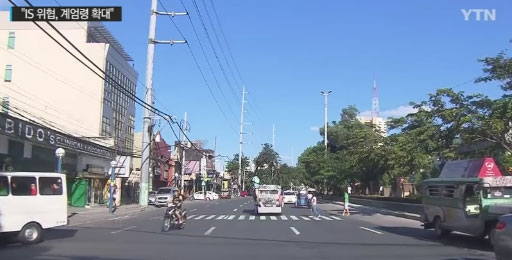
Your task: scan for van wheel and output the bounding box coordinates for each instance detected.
[18,223,43,245]
[433,217,450,238]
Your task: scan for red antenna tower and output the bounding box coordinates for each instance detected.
[371,73,379,120]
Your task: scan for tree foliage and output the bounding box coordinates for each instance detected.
[297,43,512,195]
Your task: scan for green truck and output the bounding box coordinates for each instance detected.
[421,157,512,246]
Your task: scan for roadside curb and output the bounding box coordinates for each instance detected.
[325,200,421,222]
[67,206,160,226]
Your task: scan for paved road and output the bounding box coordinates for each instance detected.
[0,198,497,260]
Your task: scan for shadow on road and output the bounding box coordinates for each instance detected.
[375,226,493,253]
[0,228,78,248]
[1,245,145,260]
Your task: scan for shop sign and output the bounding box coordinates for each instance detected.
[0,113,114,159]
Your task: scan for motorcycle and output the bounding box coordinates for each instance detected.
[162,206,187,232]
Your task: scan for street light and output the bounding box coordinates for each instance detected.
[320,90,332,151]
[55,148,65,173]
[109,160,117,214]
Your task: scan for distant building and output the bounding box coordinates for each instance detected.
[357,116,388,137]
[0,12,137,205]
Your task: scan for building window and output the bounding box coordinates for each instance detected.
[101,116,111,137]
[1,96,9,114]
[7,32,15,49]
[4,65,12,82]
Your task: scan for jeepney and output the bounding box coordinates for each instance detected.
[254,184,282,215]
[421,158,512,245]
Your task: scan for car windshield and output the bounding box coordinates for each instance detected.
[149,191,156,195]
[284,192,295,195]
[157,189,173,194]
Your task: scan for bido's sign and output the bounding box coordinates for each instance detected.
[0,113,114,159]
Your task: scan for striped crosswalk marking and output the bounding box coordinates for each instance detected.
[177,214,345,222]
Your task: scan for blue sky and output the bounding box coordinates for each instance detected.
[3,0,512,166]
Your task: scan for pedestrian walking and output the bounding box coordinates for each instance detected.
[342,189,350,216]
[311,192,320,217]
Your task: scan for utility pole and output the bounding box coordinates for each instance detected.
[272,124,275,148]
[320,90,332,153]
[239,85,249,192]
[140,0,187,207]
[180,112,188,194]
[292,145,294,166]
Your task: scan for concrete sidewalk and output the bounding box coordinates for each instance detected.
[323,200,421,221]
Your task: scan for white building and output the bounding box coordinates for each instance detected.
[0,12,137,202]
[357,116,388,137]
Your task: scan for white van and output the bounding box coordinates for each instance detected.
[0,172,68,244]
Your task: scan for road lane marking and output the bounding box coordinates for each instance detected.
[260,216,266,220]
[300,216,310,220]
[330,215,343,220]
[233,208,238,212]
[290,215,299,220]
[190,209,197,212]
[195,215,206,219]
[238,215,246,220]
[319,216,332,220]
[111,226,136,234]
[150,216,162,220]
[310,216,321,220]
[204,227,216,236]
[290,227,300,235]
[205,215,216,219]
[240,205,244,207]
[187,215,197,219]
[227,215,236,220]
[249,216,255,220]
[360,227,383,235]
[280,215,288,220]
[270,216,277,220]
[216,215,225,220]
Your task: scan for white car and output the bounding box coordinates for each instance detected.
[193,191,217,200]
[283,190,297,204]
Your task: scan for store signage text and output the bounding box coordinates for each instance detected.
[0,113,114,158]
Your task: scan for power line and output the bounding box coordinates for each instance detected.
[11,0,212,158]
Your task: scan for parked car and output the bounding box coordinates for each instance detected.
[240,191,249,197]
[493,214,512,260]
[193,191,217,201]
[282,190,297,204]
[154,187,177,207]
[148,191,156,205]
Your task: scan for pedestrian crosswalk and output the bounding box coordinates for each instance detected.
[151,214,344,221]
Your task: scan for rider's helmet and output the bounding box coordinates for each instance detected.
[173,189,179,195]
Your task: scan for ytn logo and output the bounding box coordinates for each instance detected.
[461,9,496,21]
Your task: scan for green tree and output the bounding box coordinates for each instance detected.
[254,143,280,183]
[225,153,250,181]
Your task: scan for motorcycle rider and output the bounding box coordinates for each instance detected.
[168,189,185,224]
